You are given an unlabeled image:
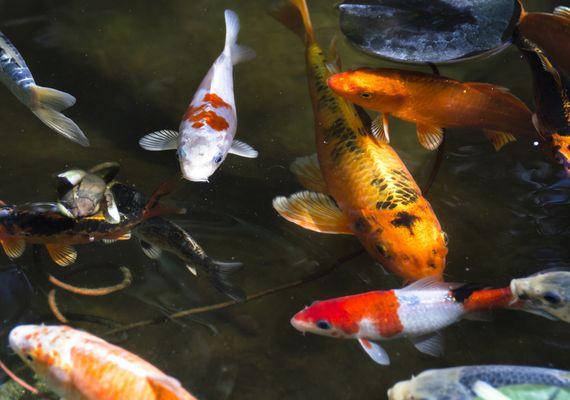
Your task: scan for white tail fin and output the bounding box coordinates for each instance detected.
[32,107,89,147]
[223,9,255,65]
[30,85,89,146]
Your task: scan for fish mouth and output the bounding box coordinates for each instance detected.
[290,316,311,332]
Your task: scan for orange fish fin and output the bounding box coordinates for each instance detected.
[554,6,570,20]
[417,124,444,150]
[148,375,196,400]
[290,154,328,193]
[466,82,511,95]
[371,113,390,143]
[272,191,352,234]
[1,238,26,259]
[46,244,77,266]
[326,34,342,73]
[270,0,315,44]
[483,130,516,151]
[116,232,131,241]
[535,51,563,88]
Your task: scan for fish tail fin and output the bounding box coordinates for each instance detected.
[270,0,315,44]
[29,85,89,147]
[224,9,256,65]
[208,258,245,301]
[142,181,186,219]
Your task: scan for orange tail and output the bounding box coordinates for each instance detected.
[142,180,186,219]
[270,0,315,44]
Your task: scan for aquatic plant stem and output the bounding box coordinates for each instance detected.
[104,249,365,336]
[48,289,69,324]
[0,360,50,399]
[48,267,133,296]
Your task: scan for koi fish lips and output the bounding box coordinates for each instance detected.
[178,140,225,182]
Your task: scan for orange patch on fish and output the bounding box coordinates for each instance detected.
[203,93,231,109]
[462,287,513,311]
[184,101,230,131]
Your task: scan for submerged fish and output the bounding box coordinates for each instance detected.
[518,5,570,79]
[511,269,570,323]
[515,35,570,175]
[291,273,562,365]
[9,324,198,399]
[0,181,182,266]
[57,161,121,223]
[134,217,245,301]
[271,0,447,282]
[327,67,538,151]
[0,31,89,146]
[388,365,570,400]
[139,10,257,182]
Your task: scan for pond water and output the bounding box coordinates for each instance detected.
[0,0,568,399]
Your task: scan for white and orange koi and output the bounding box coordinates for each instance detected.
[139,9,257,182]
[290,277,541,366]
[9,324,198,399]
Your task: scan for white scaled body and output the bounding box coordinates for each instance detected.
[139,9,257,182]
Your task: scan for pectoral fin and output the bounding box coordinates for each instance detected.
[554,6,570,20]
[410,332,444,357]
[471,381,510,400]
[139,130,179,151]
[103,190,120,224]
[290,154,328,193]
[46,244,77,266]
[417,124,444,150]
[358,338,390,365]
[147,375,194,400]
[483,130,516,151]
[371,113,390,143]
[139,240,162,259]
[1,239,26,259]
[229,140,258,158]
[272,191,352,234]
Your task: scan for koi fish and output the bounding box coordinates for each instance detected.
[57,161,121,223]
[290,274,556,365]
[0,181,183,267]
[518,5,570,79]
[0,31,89,146]
[515,35,570,175]
[511,269,570,323]
[270,0,447,282]
[327,68,539,151]
[388,365,570,400]
[139,10,257,182]
[9,324,198,399]
[134,217,245,301]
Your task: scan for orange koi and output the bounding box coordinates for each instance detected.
[271,0,447,282]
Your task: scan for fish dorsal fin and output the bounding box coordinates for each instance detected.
[289,154,328,193]
[272,191,352,234]
[402,277,461,291]
[371,113,390,143]
[417,124,444,150]
[472,380,510,400]
[139,130,179,151]
[1,239,26,259]
[358,339,390,365]
[229,140,258,158]
[483,130,516,151]
[410,332,444,357]
[139,240,162,260]
[554,6,570,20]
[46,244,77,266]
[148,375,195,400]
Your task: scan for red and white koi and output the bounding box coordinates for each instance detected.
[291,277,529,366]
[9,324,198,399]
[139,9,257,182]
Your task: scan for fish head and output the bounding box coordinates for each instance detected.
[511,270,570,323]
[9,325,71,380]
[177,137,226,182]
[387,379,414,400]
[361,209,448,282]
[552,134,570,176]
[327,68,406,111]
[290,298,358,339]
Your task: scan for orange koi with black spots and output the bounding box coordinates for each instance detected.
[271,0,447,282]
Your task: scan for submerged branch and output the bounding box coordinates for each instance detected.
[104,249,364,336]
[48,267,133,296]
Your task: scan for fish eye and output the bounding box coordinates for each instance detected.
[359,91,373,99]
[543,292,561,305]
[214,154,223,164]
[316,320,331,330]
[25,354,33,362]
[375,243,388,257]
[442,232,449,246]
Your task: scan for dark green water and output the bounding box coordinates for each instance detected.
[0,0,568,399]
